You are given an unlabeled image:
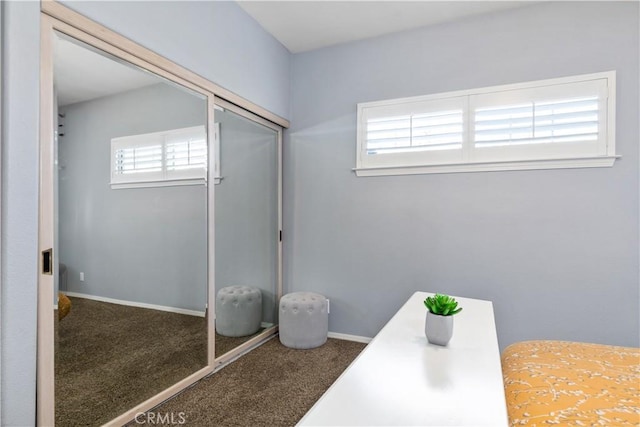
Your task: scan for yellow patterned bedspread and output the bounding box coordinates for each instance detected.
[502,340,640,426]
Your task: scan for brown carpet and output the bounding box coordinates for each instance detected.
[56,297,366,426]
[129,338,367,427]
[216,329,265,358]
[56,297,269,426]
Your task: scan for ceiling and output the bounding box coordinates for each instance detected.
[54,35,159,107]
[237,1,535,53]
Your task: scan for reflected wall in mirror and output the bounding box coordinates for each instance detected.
[214,108,280,357]
[53,33,208,426]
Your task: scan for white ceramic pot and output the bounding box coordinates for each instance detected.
[425,311,454,346]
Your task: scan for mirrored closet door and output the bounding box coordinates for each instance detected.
[53,32,209,426]
[39,4,285,426]
[214,106,281,358]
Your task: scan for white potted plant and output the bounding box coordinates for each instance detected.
[423,294,462,346]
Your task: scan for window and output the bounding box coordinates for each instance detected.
[111,125,213,188]
[355,71,617,176]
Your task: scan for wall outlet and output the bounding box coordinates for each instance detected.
[79,272,85,282]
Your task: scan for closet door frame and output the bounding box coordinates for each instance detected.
[37,2,287,426]
[211,97,284,368]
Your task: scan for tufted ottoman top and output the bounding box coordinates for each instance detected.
[217,285,261,301]
[280,292,326,311]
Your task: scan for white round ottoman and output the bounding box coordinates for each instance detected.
[279,292,328,349]
[216,285,262,337]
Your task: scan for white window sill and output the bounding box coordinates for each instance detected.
[354,155,620,177]
[111,178,208,189]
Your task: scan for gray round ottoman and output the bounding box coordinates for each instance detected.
[216,285,262,337]
[279,292,328,349]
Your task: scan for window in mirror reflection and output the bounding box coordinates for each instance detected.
[110,125,208,188]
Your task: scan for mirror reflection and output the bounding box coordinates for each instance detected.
[53,33,207,426]
[214,108,279,357]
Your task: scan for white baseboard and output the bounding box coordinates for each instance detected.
[327,332,372,344]
[62,291,206,317]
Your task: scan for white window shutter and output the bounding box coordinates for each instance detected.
[356,71,616,175]
[111,125,207,188]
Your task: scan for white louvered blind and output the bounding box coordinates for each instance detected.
[357,72,614,174]
[111,125,207,187]
[166,139,207,171]
[468,77,607,163]
[366,109,464,155]
[359,95,466,167]
[165,127,208,178]
[114,144,163,174]
[474,97,599,148]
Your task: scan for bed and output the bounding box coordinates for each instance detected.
[502,340,640,426]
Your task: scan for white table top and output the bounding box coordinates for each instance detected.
[298,291,509,426]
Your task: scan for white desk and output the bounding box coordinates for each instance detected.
[298,292,509,426]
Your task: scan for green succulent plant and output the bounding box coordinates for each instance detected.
[423,294,462,316]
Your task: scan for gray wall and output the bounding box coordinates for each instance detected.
[0,2,2,416]
[0,1,290,423]
[215,110,279,324]
[59,83,207,312]
[1,2,40,425]
[286,1,640,350]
